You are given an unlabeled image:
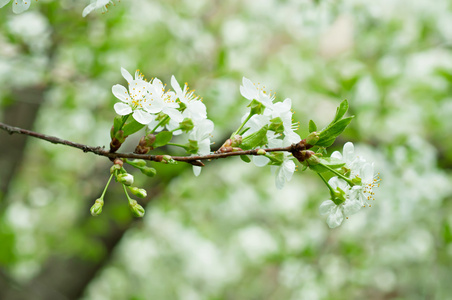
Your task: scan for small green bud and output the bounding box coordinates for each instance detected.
[140,167,157,177]
[180,118,194,132]
[257,149,266,155]
[110,164,121,174]
[90,198,104,216]
[306,131,320,145]
[248,99,265,115]
[162,155,176,164]
[117,173,134,186]
[131,159,147,168]
[129,200,145,218]
[128,186,147,198]
[306,154,320,165]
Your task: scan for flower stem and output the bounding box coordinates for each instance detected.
[231,113,253,138]
[122,183,133,204]
[318,162,354,185]
[167,142,188,149]
[100,173,114,199]
[317,173,335,199]
[150,116,170,134]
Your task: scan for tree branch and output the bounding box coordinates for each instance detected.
[0,122,310,166]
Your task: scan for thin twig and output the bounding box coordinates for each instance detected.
[0,122,306,166]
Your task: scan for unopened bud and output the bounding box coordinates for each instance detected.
[129,200,145,218]
[117,173,134,186]
[162,155,175,164]
[144,133,156,146]
[90,198,104,216]
[306,153,320,165]
[114,158,123,167]
[131,159,146,167]
[129,186,147,198]
[110,164,122,174]
[306,131,320,145]
[140,167,157,177]
[257,149,266,155]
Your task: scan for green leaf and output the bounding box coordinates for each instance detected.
[113,116,123,133]
[122,118,145,137]
[308,120,317,133]
[240,155,251,163]
[240,125,268,150]
[153,131,173,148]
[317,116,354,147]
[332,99,349,123]
[306,157,346,173]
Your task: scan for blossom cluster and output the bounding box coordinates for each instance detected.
[112,68,214,176]
[319,142,380,228]
[238,77,301,189]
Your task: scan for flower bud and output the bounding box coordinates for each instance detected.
[131,159,146,167]
[128,186,147,198]
[306,153,320,165]
[162,155,176,164]
[140,167,157,177]
[113,158,124,167]
[257,149,266,155]
[90,198,104,216]
[129,200,145,218]
[117,173,134,186]
[306,131,320,146]
[110,164,122,174]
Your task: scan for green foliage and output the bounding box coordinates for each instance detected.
[240,125,269,150]
[153,131,173,148]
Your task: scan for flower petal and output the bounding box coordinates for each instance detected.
[326,206,344,228]
[253,155,270,167]
[171,75,183,96]
[112,84,130,102]
[343,142,355,163]
[193,166,202,177]
[319,200,335,215]
[132,110,154,125]
[121,67,133,84]
[342,199,362,216]
[114,103,132,115]
[0,0,12,9]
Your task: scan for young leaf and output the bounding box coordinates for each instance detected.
[113,116,123,133]
[122,119,145,137]
[332,99,349,123]
[308,120,317,133]
[240,125,268,150]
[317,116,354,147]
[240,155,251,163]
[153,131,173,148]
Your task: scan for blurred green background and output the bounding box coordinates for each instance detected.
[1,0,452,299]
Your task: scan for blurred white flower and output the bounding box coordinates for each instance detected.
[0,0,33,14]
[82,0,113,17]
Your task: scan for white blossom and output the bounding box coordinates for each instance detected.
[331,142,366,177]
[319,177,362,228]
[350,162,380,207]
